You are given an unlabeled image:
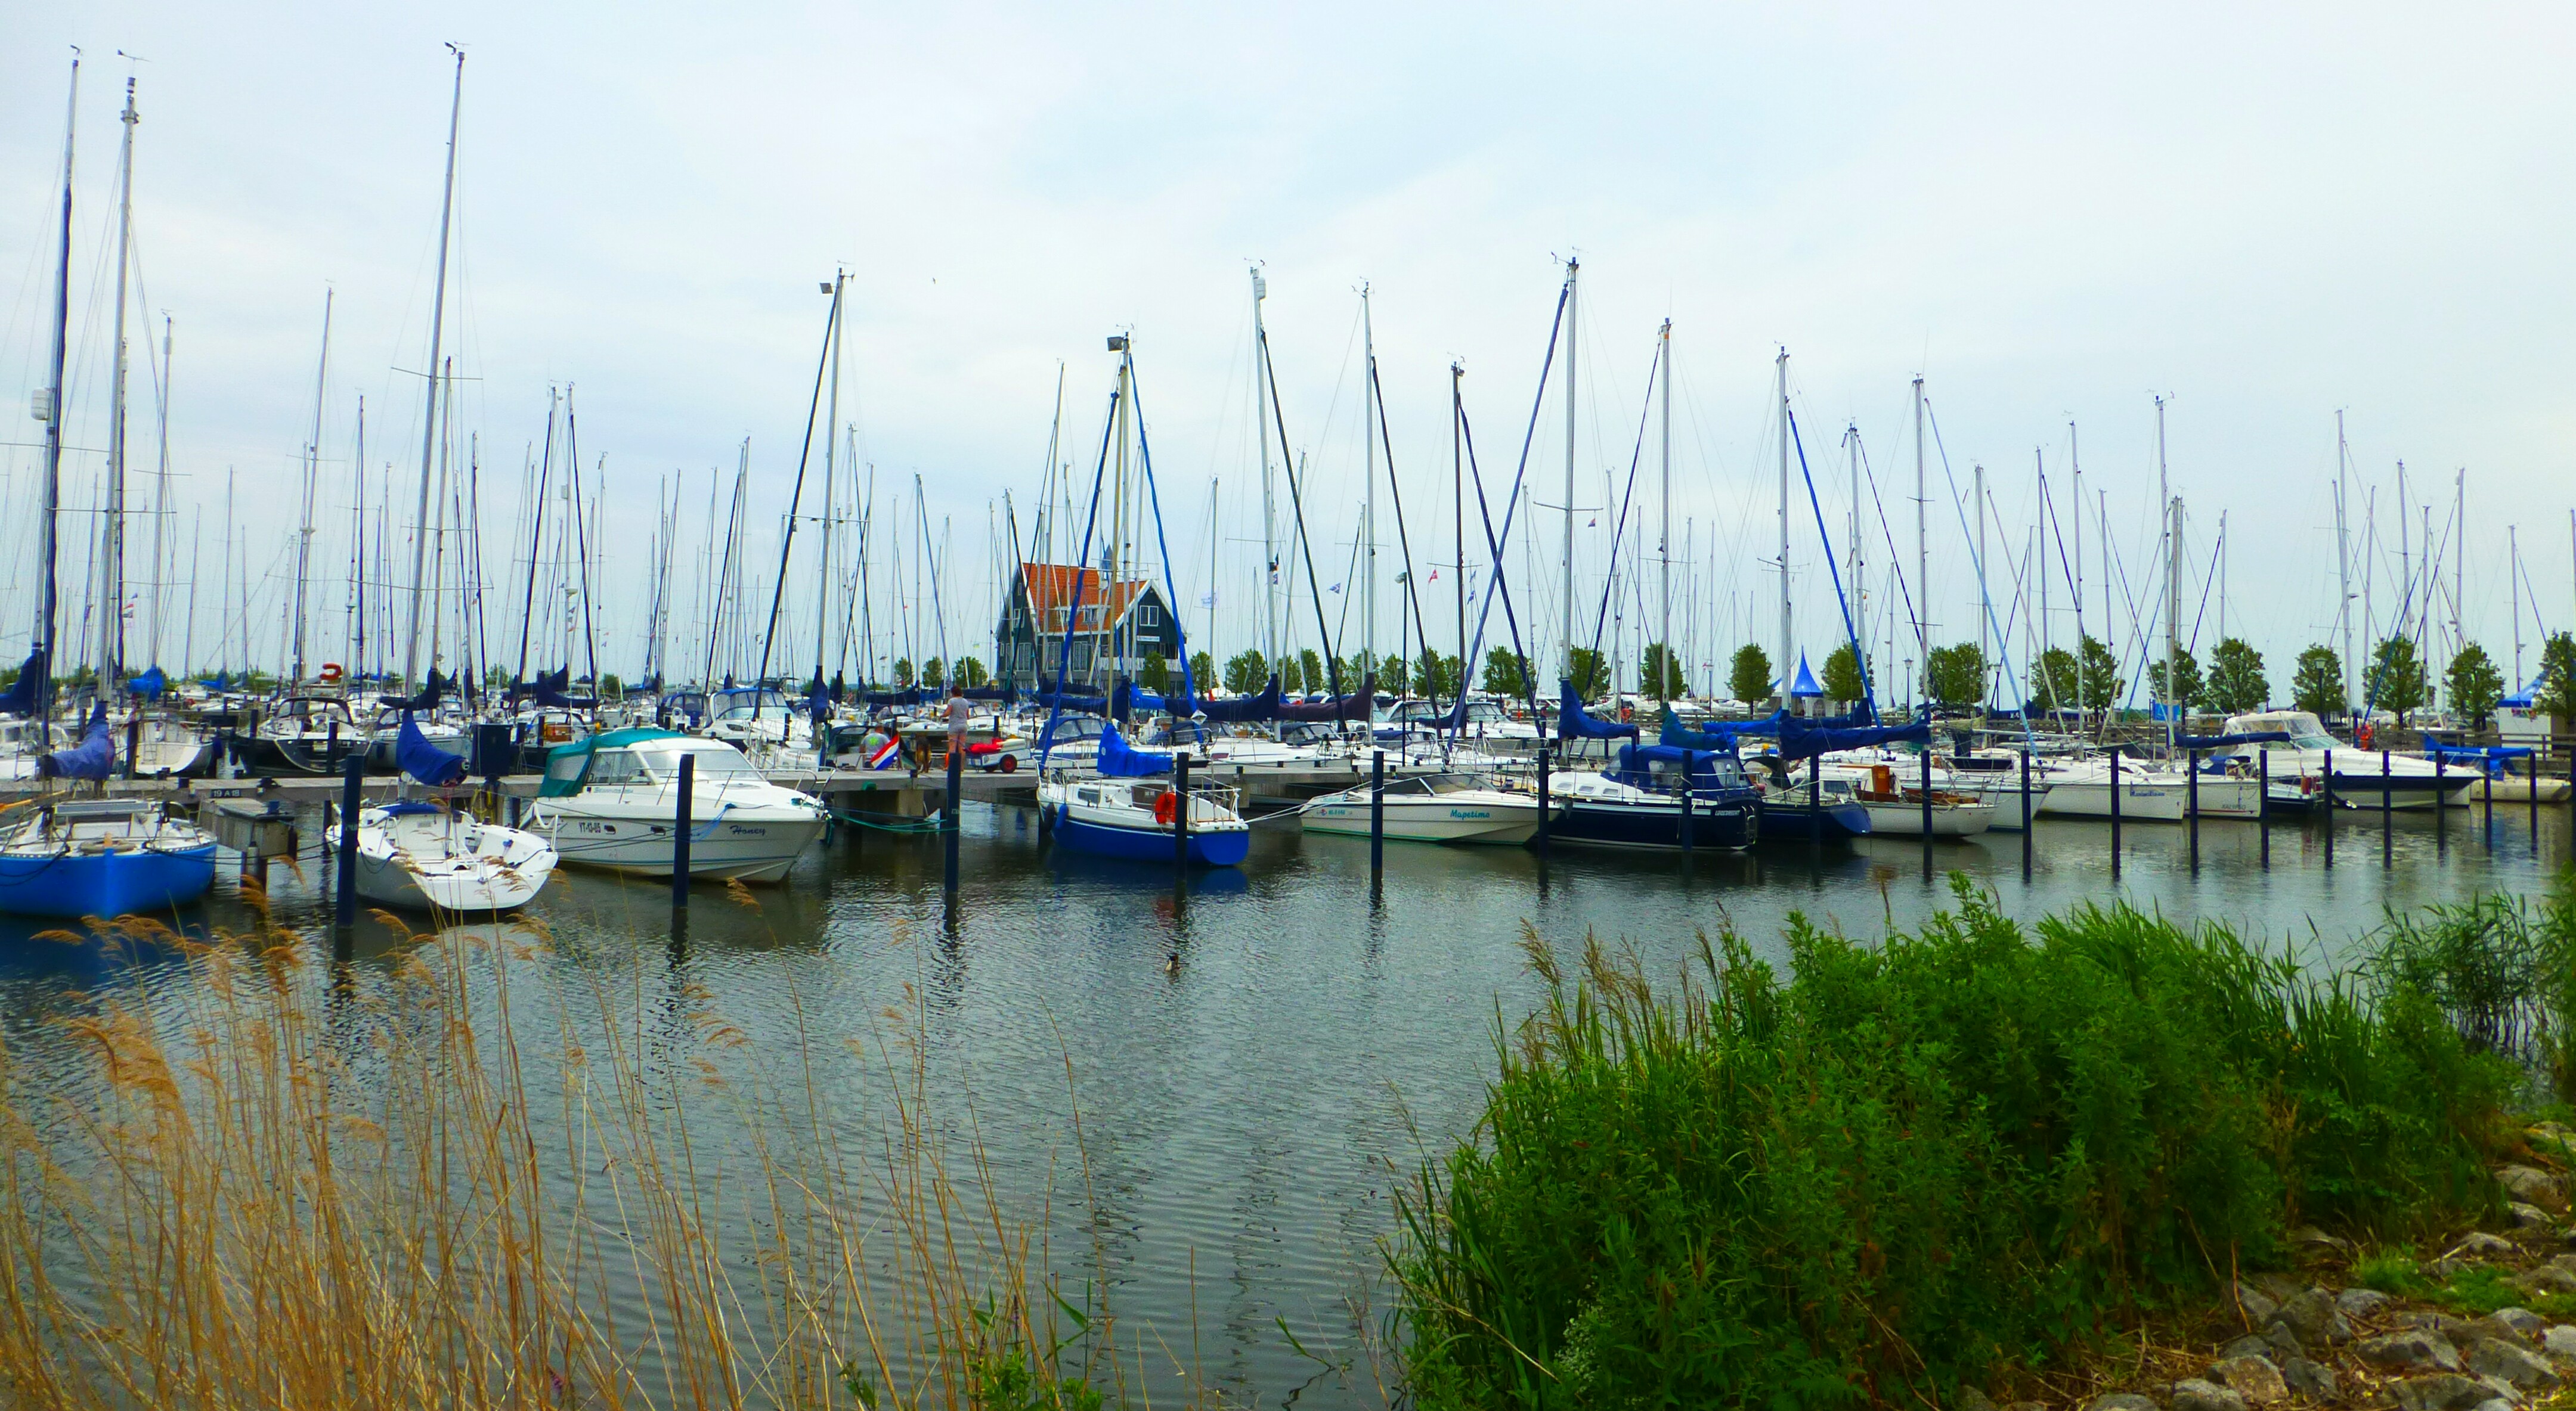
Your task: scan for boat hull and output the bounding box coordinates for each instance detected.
[1551,798,1755,851]
[535,806,826,883]
[329,811,556,913]
[0,843,217,918]
[1054,810,1250,866]
[1857,800,1995,836]
[1757,798,1872,841]
[1299,795,1549,845]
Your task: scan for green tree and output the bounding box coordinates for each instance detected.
[894,658,915,688]
[600,672,623,697]
[1378,652,1408,693]
[1187,650,1213,691]
[2366,635,2429,724]
[1726,644,1772,706]
[2076,634,2119,714]
[1924,643,1988,709]
[2444,643,2504,730]
[920,658,945,689]
[2029,646,2079,712]
[1299,647,1327,695]
[2290,644,2345,718]
[1137,655,1168,693]
[1414,647,1461,700]
[1640,642,1685,699]
[1278,653,1304,693]
[957,655,990,689]
[1482,647,1529,697]
[2537,633,2576,721]
[1566,647,1609,700]
[2146,646,2201,711]
[1819,642,1868,705]
[1222,649,1268,694]
[2203,638,2267,715]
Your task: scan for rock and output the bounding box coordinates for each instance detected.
[2466,1336,2560,1390]
[2207,1354,2289,1404]
[2267,1289,2354,1348]
[2246,1272,2310,1302]
[2490,1307,2548,1338]
[1955,1387,1998,1411]
[2509,1201,2554,1230]
[2284,1226,2356,1260]
[2431,1257,2477,1280]
[2262,1322,2303,1361]
[2341,1286,2397,1318]
[2544,1325,2576,1359]
[2500,1164,2566,1207]
[2282,1356,2339,1398]
[2087,1396,2159,1411]
[2516,1264,2576,1296]
[2007,1403,2048,1411]
[2359,1329,2466,1372]
[2170,1378,2246,1411]
[2451,1232,2519,1257]
[2233,1280,2283,1325]
[2548,1252,2576,1272]
[2221,1334,2275,1362]
[2391,1373,2505,1411]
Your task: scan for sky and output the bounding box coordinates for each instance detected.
[4,3,2572,703]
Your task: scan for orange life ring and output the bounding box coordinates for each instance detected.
[1154,791,1179,826]
[318,663,345,684]
[2355,721,2375,749]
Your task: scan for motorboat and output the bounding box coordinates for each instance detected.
[1543,744,1760,851]
[530,729,828,882]
[2211,711,2472,811]
[1299,771,1559,845]
[2034,755,2264,821]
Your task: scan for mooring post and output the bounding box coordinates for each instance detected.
[1679,761,1695,865]
[1533,743,1551,858]
[2433,753,2447,856]
[944,744,963,898]
[335,751,362,926]
[2381,749,2393,869]
[2187,748,2201,871]
[2257,749,2270,869]
[2108,745,2122,878]
[1919,747,1934,877]
[2482,762,2494,847]
[2019,749,2033,877]
[672,752,694,907]
[2531,749,2542,854]
[1369,749,1385,886]
[1807,767,1821,853]
[125,715,140,780]
[2323,748,2335,868]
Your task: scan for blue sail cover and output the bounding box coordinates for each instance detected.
[126,666,167,700]
[37,705,112,781]
[1111,680,1166,715]
[1558,680,1639,740]
[864,688,925,708]
[1280,675,1375,722]
[510,666,577,708]
[397,712,468,787]
[1606,743,1741,790]
[1659,706,1743,752]
[1190,677,1281,723]
[1094,724,1173,778]
[960,683,1015,703]
[1031,686,1107,714]
[2425,743,2534,776]
[1774,715,1931,762]
[388,667,453,712]
[0,648,45,717]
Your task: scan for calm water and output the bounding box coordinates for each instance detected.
[2,796,2568,1407]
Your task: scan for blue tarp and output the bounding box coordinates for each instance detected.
[2426,743,2535,776]
[1659,706,1743,752]
[865,688,925,708]
[511,666,577,709]
[1556,680,1639,740]
[1095,724,1172,778]
[381,799,444,817]
[0,648,44,717]
[1790,655,1822,699]
[38,705,112,780]
[1606,742,1747,792]
[1774,715,1931,763]
[126,666,166,700]
[387,667,452,712]
[1031,687,1107,714]
[397,713,467,788]
[1111,680,1166,717]
[1190,677,1281,723]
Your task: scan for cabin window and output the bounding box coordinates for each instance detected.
[544,753,589,787]
[589,752,641,785]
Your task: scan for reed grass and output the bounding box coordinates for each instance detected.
[0,903,1163,1410]
[1388,878,2535,1409]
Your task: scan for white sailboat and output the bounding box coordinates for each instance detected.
[326,49,556,914]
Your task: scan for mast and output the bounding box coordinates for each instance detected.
[2453,467,2465,667]
[1453,361,1465,700]
[1776,348,1791,708]
[2511,525,2523,690]
[100,75,138,699]
[2158,395,2176,746]
[1658,318,1673,697]
[2036,447,2048,711]
[293,288,333,684]
[31,56,77,720]
[1362,284,1376,675]
[1913,375,1927,708]
[2335,412,2354,717]
[1562,258,1578,683]
[405,46,465,700]
[1252,267,1277,669]
[815,269,844,689]
[150,312,171,668]
[1974,460,1987,706]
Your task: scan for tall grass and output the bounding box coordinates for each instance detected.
[2362,876,2576,1093]
[0,905,1154,1410]
[1389,880,2521,1409]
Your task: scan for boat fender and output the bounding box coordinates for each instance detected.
[1153,791,1179,826]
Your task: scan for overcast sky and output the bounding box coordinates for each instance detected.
[5,4,2572,701]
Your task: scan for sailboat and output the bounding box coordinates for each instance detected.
[0,67,218,920]
[323,49,556,914]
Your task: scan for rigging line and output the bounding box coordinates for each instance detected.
[1785,407,1878,714]
[1853,433,1920,666]
[1919,399,2035,732]
[1035,390,1121,773]
[750,289,841,692]
[2183,519,2224,657]
[1258,328,1345,698]
[1457,276,1571,714]
[1585,333,1662,661]
[1459,391,1538,717]
[1120,345,1200,703]
[1368,356,1441,715]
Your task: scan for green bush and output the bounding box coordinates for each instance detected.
[1391,882,2515,1409]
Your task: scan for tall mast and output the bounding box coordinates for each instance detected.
[815,269,844,686]
[150,312,172,668]
[1362,284,1377,675]
[2511,525,2523,689]
[100,75,138,697]
[2036,447,2048,709]
[1562,258,1578,682]
[405,46,465,697]
[31,57,77,719]
[1658,318,1673,696]
[1452,361,1465,701]
[1974,460,1987,706]
[2453,467,2465,666]
[2157,395,2175,745]
[2069,420,2083,672]
[1775,348,1791,708]
[2335,412,2354,716]
[1849,424,1865,701]
[293,288,332,684]
[1913,375,1927,708]
[1251,267,1277,669]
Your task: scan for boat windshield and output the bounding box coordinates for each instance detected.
[641,745,764,782]
[2289,731,2340,751]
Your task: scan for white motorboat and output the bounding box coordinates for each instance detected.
[1300,772,1559,845]
[2212,711,2476,811]
[2035,756,2265,821]
[530,729,828,882]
